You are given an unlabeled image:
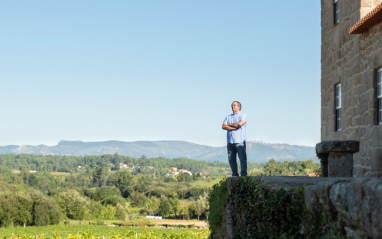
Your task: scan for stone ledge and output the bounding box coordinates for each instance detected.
[316,140,360,154]
[227,176,348,191]
[221,177,382,239]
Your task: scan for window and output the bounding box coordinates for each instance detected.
[335,84,341,131]
[378,68,382,124]
[334,0,339,24]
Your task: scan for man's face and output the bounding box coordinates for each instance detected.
[231,102,240,113]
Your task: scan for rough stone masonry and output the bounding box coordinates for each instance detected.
[320,0,382,176]
[216,177,382,239]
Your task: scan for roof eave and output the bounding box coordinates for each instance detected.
[349,3,382,34]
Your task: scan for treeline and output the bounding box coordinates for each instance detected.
[0,153,265,179]
[0,154,212,173]
[250,159,320,176]
[0,165,212,227]
[0,190,61,227]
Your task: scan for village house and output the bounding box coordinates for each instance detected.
[170,167,177,172]
[178,169,192,176]
[317,0,382,177]
[119,163,129,169]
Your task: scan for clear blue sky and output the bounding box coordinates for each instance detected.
[0,1,321,147]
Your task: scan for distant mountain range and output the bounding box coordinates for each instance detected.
[0,140,318,163]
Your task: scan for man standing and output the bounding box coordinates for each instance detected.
[222,101,247,177]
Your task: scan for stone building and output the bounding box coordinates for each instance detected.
[318,0,382,177]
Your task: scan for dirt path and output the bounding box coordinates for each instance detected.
[151,219,208,229]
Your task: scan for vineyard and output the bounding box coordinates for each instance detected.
[0,225,210,239]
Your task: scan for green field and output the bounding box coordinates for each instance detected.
[0,225,210,238]
[189,178,222,187]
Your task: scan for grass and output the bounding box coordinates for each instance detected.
[189,178,222,187]
[0,225,210,238]
[50,172,71,176]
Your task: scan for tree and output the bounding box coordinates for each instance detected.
[115,203,129,220]
[129,191,148,208]
[95,186,121,202]
[14,192,33,227]
[180,202,190,220]
[112,153,121,165]
[92,166,109,187]
[112,171,134,197]
[188,200,196,219]
[249,168,265,176]
[169,197,180,218]
[158,195,171,218]
[30,192,61,226]
[264,159,282,176]
[178,173,193,183]
[101,205,116,220]
[58,190,86,220]
[85,199,105,219]
[194,193,208,221]
[147,197,160,215]
[0,192,14,227]
[134,175,151,192]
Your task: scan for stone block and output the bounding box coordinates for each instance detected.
[352,116,361,126]
[353,165,365,177]
[351,0,361,12]
[358,94,369,114]
[348,127,357,139]
[353,74,362,86]
[328,152,353,177]
[351,61,361,76]
[370,148,382,171]
[343,92,351,109]
[316,140,360,154]
[372,48,382,66]
[317,141,359,177]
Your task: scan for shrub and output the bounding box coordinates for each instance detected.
[207,178,227,233]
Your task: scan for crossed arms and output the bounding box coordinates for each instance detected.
[222,120,246,131]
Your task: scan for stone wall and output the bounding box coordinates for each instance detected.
[214,177,382,239]
[321,0,382,176]
[305,177,382,239]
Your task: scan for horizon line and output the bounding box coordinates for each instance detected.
[0,139,316,148]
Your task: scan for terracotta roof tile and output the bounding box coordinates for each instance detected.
[349,2,382,34]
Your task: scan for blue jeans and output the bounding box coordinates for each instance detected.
[227,141,247,176]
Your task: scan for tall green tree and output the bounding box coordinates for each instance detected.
[30,192,61,226]
[57,190,86,220]
[147,197,160,216]
[14,192,33,227]
[92,166,109,187]
[158,195,171,218]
